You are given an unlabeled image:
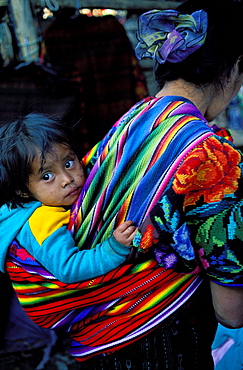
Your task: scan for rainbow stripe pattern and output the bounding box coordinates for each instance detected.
[7,96,215,361]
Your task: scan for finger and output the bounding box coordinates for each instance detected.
[126,228,138,242]
[122,225,137,236]
[130,228,138,239]
[116,220,134,232]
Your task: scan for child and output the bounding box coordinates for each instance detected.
[0,113,136,283]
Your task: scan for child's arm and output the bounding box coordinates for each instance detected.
[20,206,137,284]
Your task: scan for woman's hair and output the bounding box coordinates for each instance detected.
[155,0,243,88]
[0,113,79,208]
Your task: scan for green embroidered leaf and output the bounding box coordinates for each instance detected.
[154,215,165,230]
[195,210,227,255]
[235,209,243,241]
[226,250,242,272]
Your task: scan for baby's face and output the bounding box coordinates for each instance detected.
[27,144,85,207]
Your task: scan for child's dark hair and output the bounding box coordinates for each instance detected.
[0,113,79,208]
[155,0,243,89]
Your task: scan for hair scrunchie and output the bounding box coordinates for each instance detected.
[135,9,208,64]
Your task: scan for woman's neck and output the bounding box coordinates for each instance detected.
[155,79,211,117]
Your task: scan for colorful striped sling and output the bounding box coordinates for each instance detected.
[6,96,215,361]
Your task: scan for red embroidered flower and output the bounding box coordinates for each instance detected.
[172,137,241,208]
[139,224,159,251]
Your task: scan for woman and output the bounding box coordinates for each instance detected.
[5,0,243,369]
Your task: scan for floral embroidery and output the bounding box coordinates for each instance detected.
[162,253,178,269]
[172,137,241,208]
[172,223,195,260]
[137,133,243,284]
[198,249,210,269]
[154,246,178,269]
[210,255,225,266]
[139,224,157,251]
[134,224,159,253]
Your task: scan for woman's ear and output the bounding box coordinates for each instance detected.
[237,56,243,74]
[226,58,243,89]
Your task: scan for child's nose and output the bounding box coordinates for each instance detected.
[61,173,74,187]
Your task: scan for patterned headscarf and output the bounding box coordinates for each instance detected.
[135,9,208,64]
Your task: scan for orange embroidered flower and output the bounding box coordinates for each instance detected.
[172,137,241,208]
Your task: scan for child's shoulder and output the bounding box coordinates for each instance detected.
[28,205,71,245]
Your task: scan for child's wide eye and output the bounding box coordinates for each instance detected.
[42,173,53,181]
[65,160,74,169]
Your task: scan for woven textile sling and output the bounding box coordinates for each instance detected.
[6,96,216,361]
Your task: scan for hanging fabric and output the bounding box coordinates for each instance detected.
[0,15,14,68]
[7,0,40,64]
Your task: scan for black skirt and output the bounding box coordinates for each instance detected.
[79,279,217,370]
